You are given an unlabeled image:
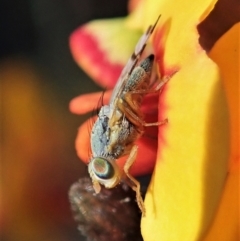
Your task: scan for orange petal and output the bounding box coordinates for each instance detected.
[209,23,239,173]
[69,91,111,115]
[203,23,240,241]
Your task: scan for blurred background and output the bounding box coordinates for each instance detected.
[0,0,128,240]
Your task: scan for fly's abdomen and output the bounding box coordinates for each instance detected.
[124,54,154,94]
[122,55,154,112]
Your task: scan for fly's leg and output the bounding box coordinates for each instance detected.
[123,145,146,216]
[144,118,168,126]
[153,69,178,91]
[119,97,168,128]
[120,71,178,127]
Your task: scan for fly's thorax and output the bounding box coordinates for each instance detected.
[106,116,138,158]
[108,106,122,129]
[107,115,128,148]
[88,157,121,191]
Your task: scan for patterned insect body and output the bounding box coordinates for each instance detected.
[88,17,167,215]
[88,57,151,193]
[115,54,154,129]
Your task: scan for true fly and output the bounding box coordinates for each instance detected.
[88,16,174,215]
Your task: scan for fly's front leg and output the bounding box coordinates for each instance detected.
[123,145,146,216]
[153,69,178,91]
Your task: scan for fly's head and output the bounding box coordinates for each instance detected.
[88,157,122,193]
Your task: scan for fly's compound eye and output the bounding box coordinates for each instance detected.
[88,157,121,189]
[92,158,114,179]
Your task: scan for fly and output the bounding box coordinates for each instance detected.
[88,16,174,216]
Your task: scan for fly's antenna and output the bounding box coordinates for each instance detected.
[88,107,96,133]
[87,105,98,160]
[86,117,94,160]
[89,90,105,121]
[96,90,105,114]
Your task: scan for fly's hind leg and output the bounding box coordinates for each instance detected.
[123,145,146,216]
[153,69,178,92]
[121,71,178,128]
[120,98,168,128]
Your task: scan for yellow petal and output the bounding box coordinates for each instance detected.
[208,23,239,173]
[141,0,231,240]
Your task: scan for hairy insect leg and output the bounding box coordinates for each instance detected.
[154,69,178,91]
[121,71,178,127]
[144,118,168,127]
[120,100,168,128]
[123,145,146,216]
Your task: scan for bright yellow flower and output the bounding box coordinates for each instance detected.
[69,0,239,240]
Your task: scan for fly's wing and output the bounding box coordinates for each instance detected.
[109,16,160,119]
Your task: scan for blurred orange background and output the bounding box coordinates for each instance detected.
[0,1,128,240]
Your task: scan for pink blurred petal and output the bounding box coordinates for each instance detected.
[70,25,123,88]
[69,18,142,88]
